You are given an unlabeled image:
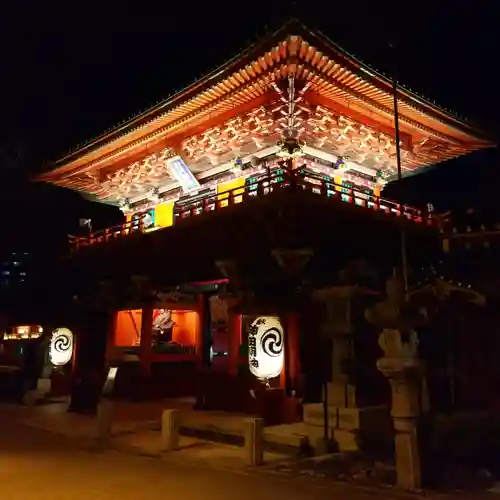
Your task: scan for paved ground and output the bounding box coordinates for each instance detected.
[9,399,305,462]
[0,412,372,500]
[1,406,499,500]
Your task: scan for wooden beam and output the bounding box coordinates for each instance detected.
[304,91,413,152]
[164,89,277,150]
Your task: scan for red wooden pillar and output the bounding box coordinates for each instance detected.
[228,313,242,376]
[104,312,117,366]
[139,305,154,376]
[286,312,301,390]
[195,294,205,371]
[71,329,78,375]
[279,313,287,390]
[279,359,287,389]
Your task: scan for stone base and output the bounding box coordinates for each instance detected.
[395,429,421,489]
[303,403,392,452]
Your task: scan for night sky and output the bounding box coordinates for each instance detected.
[1,0,499,249]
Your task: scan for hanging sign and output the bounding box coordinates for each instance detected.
[49,328,74,367]
[248,316,284,381]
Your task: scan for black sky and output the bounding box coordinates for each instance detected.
[0,0,499,244]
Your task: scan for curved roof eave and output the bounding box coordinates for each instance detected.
[46,18,493,176]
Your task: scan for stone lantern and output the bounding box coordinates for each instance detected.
[366,272,426,490]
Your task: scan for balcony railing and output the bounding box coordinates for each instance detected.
[69,170,436,251]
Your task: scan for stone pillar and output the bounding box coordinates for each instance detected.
[377,328,423,490]
[139,305,154,376]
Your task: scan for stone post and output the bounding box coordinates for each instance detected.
[161,409,180,452]
[243,417,264,466]
[377,328,423,490]
[96,400,113,445]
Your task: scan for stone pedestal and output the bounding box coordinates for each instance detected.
[394,425,421,489]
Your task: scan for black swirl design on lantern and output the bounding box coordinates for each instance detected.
[53,333,71,353]
[260,327,283,357]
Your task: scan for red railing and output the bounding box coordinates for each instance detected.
[69,171,435,251]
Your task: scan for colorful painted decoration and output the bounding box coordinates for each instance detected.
[248,316,284,381]
[49,328,74,367]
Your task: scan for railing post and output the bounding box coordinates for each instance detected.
[161,409,180,452]
[257,179,265,197]
[243,417,264,466]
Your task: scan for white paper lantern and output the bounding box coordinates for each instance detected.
[248,316,284,381]
[49,328,74,367]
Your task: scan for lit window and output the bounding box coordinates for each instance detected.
[1,271,9,276]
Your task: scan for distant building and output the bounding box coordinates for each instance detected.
[0,251,31,289]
